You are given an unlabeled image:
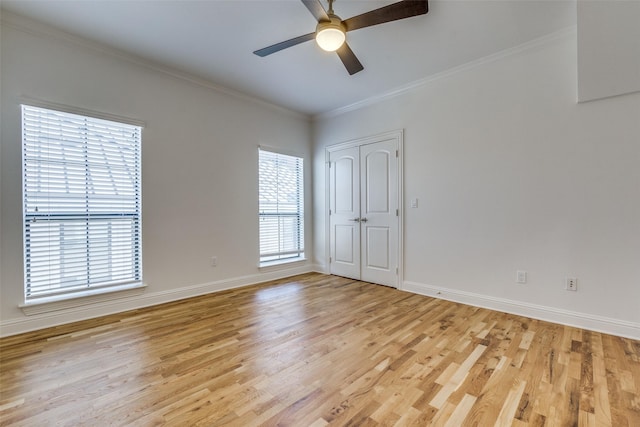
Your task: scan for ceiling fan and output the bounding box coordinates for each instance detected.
[253,0,429,75]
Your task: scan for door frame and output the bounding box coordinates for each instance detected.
[325,129,404,288]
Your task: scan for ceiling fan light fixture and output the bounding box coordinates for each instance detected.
[254,0,429,75]
[315,17,345,52]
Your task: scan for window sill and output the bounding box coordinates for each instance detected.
[19,282,147,316]
[259,257,307,271]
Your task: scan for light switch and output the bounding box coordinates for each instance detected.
[411,198,418,208]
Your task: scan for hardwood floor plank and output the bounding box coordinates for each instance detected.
[1,273,639,426]
[494,378,527,426]
[443,393,476,427]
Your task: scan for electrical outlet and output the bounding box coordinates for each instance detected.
[566,277,577,291]
[516,270,527,284]
[210,256,218,267]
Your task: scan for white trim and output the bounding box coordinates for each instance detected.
[20,97,146,128]
[0,265,314,338]
[402,280,640,341]
[324,152,332,276]
[19,283,147,315]
[396,134,404,288]
[315,26,578,120]
[1,10,308,121]
[325,129,405,153]
[258,145,305,160]
[258,257,307,270]
[312,263,328,274]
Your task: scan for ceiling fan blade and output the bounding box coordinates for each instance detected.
[301,0,329,22]
[343,0,428,32]
[253,33,316,57]
[336,42,364,75]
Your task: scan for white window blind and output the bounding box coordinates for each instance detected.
[258,148,304,264]
[22,105,142,302]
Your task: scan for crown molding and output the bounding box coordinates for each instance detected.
[315,25,578,121]
[0,10,310,122]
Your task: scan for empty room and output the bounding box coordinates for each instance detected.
[1,0,639,425]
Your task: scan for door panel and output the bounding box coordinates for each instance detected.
[334,225,355,264]
[365,227,390,270]
[365,151,390,213]
[360,139,398,287]
[329,147,360,280]
[334,157,355,213]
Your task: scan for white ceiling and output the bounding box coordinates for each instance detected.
[1,0,576,116]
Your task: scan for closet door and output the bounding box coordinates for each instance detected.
[329,146,360,280]
[329,136,400,288]
[360,139,398,287]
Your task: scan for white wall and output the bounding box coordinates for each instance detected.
[0,18,313,335]
[577,0,640,102]
[313,29,640,339]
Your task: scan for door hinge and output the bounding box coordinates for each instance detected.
[396,267,399,274]
[329,257,332,263]
[329,209,332,215]
[396,209,399,216]
[328,162,332,168]
[395,149,399,158]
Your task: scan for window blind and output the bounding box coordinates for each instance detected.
[258,149,304,263]
[22,105,142,302]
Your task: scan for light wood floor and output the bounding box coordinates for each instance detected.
[1,273,639,426]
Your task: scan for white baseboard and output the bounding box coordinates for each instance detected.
[312,263,329,274]
[0,265,314,337]
[5,271,637,340]
[402,280,640,341]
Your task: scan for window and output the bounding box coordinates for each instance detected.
[258,148,304,265]
[22,105,142,303]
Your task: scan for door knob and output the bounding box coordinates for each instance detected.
[350,218,361,222]
[360,218,368,222]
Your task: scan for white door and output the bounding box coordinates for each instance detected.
[329,146,360,280]
[360,140,398,286]
[329,137,400,288]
